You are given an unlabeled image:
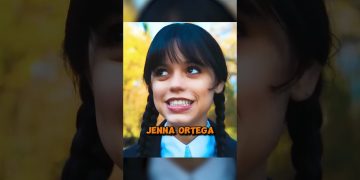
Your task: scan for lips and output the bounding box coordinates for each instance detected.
[166,98,194,113]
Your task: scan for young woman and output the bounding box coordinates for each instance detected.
[124,23,236,158]
[237,0,333,179]
[61,0,122,179]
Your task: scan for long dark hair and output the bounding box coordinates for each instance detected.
[61,0,121,179]
[138,23,229,157]
[239,0,332,179]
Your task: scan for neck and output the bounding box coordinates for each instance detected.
[167,116,208,145]
[175,134,196,145]
[170,158,208,173]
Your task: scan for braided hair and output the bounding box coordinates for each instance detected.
[287,81,323,179]
[240,0,332,179]
[62,79,113,179]
[138,23,229,157]
[214,92,227,157]
[61,0,121,179]
[138,91,159,156]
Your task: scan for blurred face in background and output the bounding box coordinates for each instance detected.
[237,16,293,178]
[88,15,123,168]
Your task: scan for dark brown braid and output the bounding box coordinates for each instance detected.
[214,91,227,157]
[138,90,159,157]
[61,79,113,180]
[286,80,323,180]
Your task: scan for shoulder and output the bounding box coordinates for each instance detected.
[208,120,237,157]
[123,144,140,157]
[223,134,237,157]
[123,121,166,158]
[123,136,163,157]
[124,158,148,180]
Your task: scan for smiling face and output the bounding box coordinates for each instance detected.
[143,23,227,127]
[151,54,223,127]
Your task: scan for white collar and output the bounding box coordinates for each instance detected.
[160,120,216,158]
[148,158,236,180]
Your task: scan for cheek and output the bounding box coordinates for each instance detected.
[91,60,123,167]
[194,81,214,105]
[151,76,215,113]
[237,93,288,177]
[237,40,290,175]
[238,39,290,88]
[151,82,167,111]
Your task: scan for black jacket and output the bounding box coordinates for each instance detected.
[123,120,237,158]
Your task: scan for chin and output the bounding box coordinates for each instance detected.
[166,116,193,126]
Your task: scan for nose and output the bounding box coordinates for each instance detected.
[169,71,185,92]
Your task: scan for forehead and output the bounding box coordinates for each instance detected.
[241,15,287,41]
[154,40,209,67]
[237,16,294,88]
[239,16,291,58]
[162,45,189,65]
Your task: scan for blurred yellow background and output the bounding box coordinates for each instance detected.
[0,0,124,179]
[0,1,77,179]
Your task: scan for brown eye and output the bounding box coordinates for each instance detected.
[154,68,168,77]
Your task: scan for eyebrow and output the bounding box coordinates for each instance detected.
[158,60,205,68]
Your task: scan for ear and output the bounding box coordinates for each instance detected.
[291,63,322,101]
[214,81,225,94]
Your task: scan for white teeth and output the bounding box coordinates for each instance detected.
[169,100,191,106]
